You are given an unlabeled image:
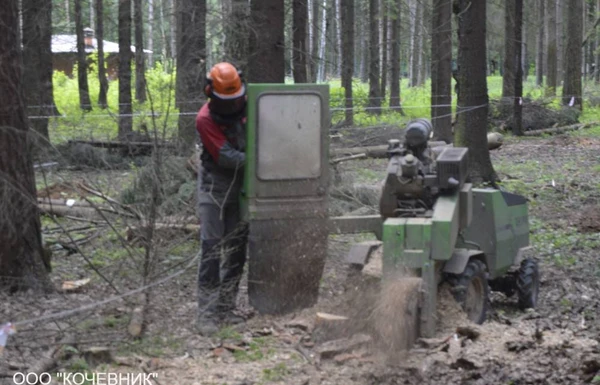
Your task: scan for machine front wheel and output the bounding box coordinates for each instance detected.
[517,258,540,310]
[447,259,490,324]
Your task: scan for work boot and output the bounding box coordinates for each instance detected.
[195,312,220,336]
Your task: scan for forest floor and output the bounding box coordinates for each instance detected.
[2,130,600,385]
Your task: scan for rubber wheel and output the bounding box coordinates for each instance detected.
[447,259,490,324]
[516,258,540,310]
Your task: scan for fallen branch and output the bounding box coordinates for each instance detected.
[68,139,176,150]
[523,122,596,136]
[330,153,367,164]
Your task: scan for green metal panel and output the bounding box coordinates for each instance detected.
[241,83,330,222]
[382,218,432,271]
[431,193,459,261]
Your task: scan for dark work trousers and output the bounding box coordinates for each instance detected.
[197,202,248,317]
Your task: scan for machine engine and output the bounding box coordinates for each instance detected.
[379,119,469,218]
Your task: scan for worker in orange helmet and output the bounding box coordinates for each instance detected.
[195,62,248,335]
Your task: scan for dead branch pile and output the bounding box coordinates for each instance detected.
[489,98,580,132]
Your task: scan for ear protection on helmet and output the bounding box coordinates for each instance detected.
[203,67,245,99]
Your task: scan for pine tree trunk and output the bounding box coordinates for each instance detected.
[336,0,342,76]
[522,4,529,81]
[176,0,207,143]
[431,0,452,143]
[341,0,354,125]
[317,0,327,82]
[453,0,496,183]
[546,0,557,95]
[148,0,154,68]
[293,0,308,82]
[514,0,524,136]
[367,0,381,114]
[75,0,92,111]
[170,0,177,61]
[224,0,249,71]
[119,0,133,137]
[0,0,52,291]
[536,0,545,87]
[361,12,369,82]
[97,0,109,108]
[311,0,319,82]
[410,0,422,87]
[556,0,563,85]
[562,0,583,110]
[596,0,600,83]
[249,0,285,82]
[502,0,516,99]
[389,0,403,112]
[22,0,54,141]
[381,4,388,100]
[134,0,147,103]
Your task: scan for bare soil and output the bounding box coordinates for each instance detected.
[2,134,600,385]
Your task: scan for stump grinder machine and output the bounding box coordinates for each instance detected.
[241,84,539,347]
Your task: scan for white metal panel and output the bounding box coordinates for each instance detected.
[257,94,322,180]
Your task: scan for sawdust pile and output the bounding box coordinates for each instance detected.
[370,274,422,355]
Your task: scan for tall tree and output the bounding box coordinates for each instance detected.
[367,0,381,114]
[97,0,109,108]
[535,0,545,87]
[148,0,154,68]
[21,0,54,142]
[556,0,563,85]
[546,0,557,95]
[316,0,328,82]
[431,0,452,143]
[119,0,133,137]
[389,0,403,114]
[224,0,249,71]
[341,0,354,125]
[513,0,524,136]
[0,0,52,291]
[175,0,206,143]
[453,0,496,183]
[249,0,285,82]
[134,0,147,102]
[75,0,92,111]
[293,0,308,82]
[502,0,516,99]
[381,3,389,99]
[562,0,583,110]
[410,0,423,87]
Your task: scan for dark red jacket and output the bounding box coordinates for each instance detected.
[196,103,246,205]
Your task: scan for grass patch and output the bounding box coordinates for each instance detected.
[262,363,290,382]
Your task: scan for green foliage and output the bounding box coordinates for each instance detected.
[50,60,179,143]
[262,363,290,382]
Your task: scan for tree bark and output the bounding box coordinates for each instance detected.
[317,0,327,82]
[249,0,285,82]
[556,0,563,85]
[389,0,403,114]
[224,0,249,72]
[502,0,516,99]
[148,0,154,68]
[134,0,147,103]
[75,0,92,111]
[453,0,496,183]
[431,0,452,143]
[367,0,381,114]
[0,0,52,291]
[97,0,109,109]
[119,0,133,137]
[562,0,583,110]
[381,4,388,100]
[175,0,207,144]
[536,0,545,87]
[410,0,422,87]
[341,0,354,125]
[21,0,54,142]
[293,0,308,82]
[310,0,319,82]
[513,0,524,136]
[546,0,557,95]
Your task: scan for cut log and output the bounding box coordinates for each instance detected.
[38,203,100,219]
[312,313,350,343]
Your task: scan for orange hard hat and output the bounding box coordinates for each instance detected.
[205,62,245,100]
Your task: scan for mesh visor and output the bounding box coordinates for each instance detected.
[209,95,246,117]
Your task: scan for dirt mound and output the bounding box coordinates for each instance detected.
[489,99,580,132]
[578,205,600,233]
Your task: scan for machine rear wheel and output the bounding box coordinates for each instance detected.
[517,258,540,310]
[447,259,489,324]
